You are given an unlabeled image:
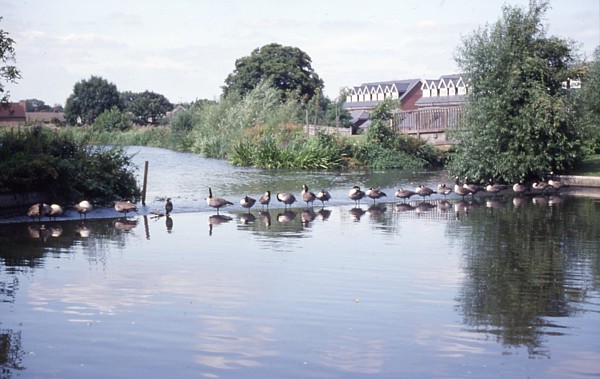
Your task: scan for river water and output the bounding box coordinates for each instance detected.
[1,146,599,378]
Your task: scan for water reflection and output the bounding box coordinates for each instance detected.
[449,196,600,357]
[1,191,600,377]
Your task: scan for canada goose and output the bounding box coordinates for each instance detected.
[258,191,271,209]
[395,187,417,202]
[512,183,528,196]
[348,185,365,205]
[301,184,317,207]
[463,177,484,194]
[206,187,233,214]
[436,183,452,198]
[454,177,473,200]
[316,189,331,206]
[115,201,138,216]
[240,195,256,210]
[277,192,296,209]
[48,204,63,220]
[486,180,508,196]
[28,202,51,220]
[74,200,93,219]
[532,181,550,193]
[165,198,173,215]
[548,179,566,191]
[366,187,387,203]
[415,185,436,200]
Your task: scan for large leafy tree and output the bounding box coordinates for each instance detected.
[447,0,585,184]
[122,90,173,125]
[0,17,21,104]
[222,43,324,102]
[64,76,121,125]
[579,47,600,152]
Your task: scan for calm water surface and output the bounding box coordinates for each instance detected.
[1,146,599,378]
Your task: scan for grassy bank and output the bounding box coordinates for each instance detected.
[570,155,600,176]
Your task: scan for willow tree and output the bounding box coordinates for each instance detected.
[447,0,585,184]
[0,17,21,104]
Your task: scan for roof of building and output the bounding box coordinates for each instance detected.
[0,102,26,119]
[26,111,66,123]
[415,94,466,107]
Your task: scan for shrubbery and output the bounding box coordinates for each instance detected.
[0,127,140,205]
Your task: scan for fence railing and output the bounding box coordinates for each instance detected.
[304,124,352,137]
[393,107,462,133]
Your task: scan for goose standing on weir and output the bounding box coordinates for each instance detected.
[74,200,93,219]
[348,185,366,206]
[258,191,271,209]
[436,183,452,198]
[49,204,63,220]
[165,198,173,215]
[277,192,297,209]
[115,201,138,216]
[486,180,508,196]
[240,195,256,210]
[454,177,473,200]
[512,183,528,196]
[366,187,387,203]
[206,188,233,214]
[301,184,317,208]
[415,185,436,200]
[395,188,416,202]
[28,202,51,220]
[316,189,331,207]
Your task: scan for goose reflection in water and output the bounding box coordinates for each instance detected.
[208,214,233,236]
[165,216,173,233]
[259,211,272,227]
[437,200,452,213]
[301,209,316,226]
[395,203,416,213]
[27,224,52,241]
[75,223,92,238]
[239,212,256,225]
[367,204,387,219]
[485,198,506,211]
[114,219,138,232]
[316,208,331,222]
[349,207,366,222]
[277,210,296,223]
[415,202,436,215]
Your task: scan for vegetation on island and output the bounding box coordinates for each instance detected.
[446,0,593,184]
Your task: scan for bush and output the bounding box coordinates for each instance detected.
[0,127,140,204]
[93,106,132,132]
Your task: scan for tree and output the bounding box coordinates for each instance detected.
[24,98,52,112]
[124,90,173,125]
[64,76,121,125]
[0,17,21,104]
[579,47,600,152]
[222,43,324,102]
[447,0,585,184]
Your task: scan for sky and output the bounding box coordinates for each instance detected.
[1,0,599,106]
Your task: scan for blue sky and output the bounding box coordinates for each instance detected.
[1,0,598,106]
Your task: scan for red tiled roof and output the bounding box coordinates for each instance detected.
[0,102,26,120]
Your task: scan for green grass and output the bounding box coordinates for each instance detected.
[571,155,600,176]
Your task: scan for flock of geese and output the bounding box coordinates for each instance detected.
[25,176,567,222]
